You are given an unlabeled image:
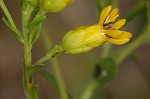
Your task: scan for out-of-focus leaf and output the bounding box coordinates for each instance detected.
[41,71,73,99]
[127,52,139,61]
[40,71,60,96]
[94,57,117,85]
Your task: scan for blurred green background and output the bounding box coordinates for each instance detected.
[0,0,150,99]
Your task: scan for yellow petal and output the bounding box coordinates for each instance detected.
[120,31,132,38]
[112,19,126,29]
[99,5,112,25]
[107,38,130,45]
[106,8,119,23]
[105,30,123,38]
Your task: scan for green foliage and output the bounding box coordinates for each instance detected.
[127,52,139,61]
[0,0,24,43]
[97,57,117,85]
[29,24,42,44]
[40,71,60,97]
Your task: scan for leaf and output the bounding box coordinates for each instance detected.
[2,17,14,31]
[29,24,42,44]
[40,71,60,96]
[0,0,24,43]
[27,15,46,32]
[2,17,24,43]
[127,52,139,61]
[94,57,117,85]
[41,71,73,99]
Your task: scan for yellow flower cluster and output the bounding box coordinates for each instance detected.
[62,5,132,54]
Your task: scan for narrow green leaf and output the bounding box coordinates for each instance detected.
[127,52,139,61]
[27,15,46,32]
[29,24,42,44]
[147,1,150,26]
[2,17,15,31]
[0,0,24,43]
[40,71,60,96]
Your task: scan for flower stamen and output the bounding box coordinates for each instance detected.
[103,22,114,30]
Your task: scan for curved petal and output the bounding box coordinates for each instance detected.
[106,8,119,23]
[112,19,126,30]
[107,38,130,45]
[105,30,132,39]
[99,5,112,25]
[105,30,123,38]
[120,31,132,38]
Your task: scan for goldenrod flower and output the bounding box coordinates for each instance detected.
[99,5,132,45]
[62,5,132,54]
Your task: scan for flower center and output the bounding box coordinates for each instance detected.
[103,22,114,30]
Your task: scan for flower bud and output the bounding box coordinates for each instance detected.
[28,0,39,7]
[62,25,108,54]
[41,0,73,13]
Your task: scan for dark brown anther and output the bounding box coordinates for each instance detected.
[94,64,102,78]
[103,22,114,30]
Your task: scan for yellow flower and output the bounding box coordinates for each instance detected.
[62,5,132,54]
[99,5,132,45]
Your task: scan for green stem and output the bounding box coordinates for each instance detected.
[80,80,99,99]
[23,34,38,99]
[123,0,146,22]
[21,1,39,99]
[41,29,69,99]
[101,43,112,58]
[35,45,64,65]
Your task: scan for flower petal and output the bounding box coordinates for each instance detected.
[99,5,112,25]
[112,19,126,30]
[107,38,130,45]
[120,31,132,38]
[106,8,119,23]
[105,30,123,38]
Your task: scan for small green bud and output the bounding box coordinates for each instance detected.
[28,0,39,7]
[62,25,108,54]
[41,0,73,13]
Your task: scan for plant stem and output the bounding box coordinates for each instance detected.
[35,45,64,65]
[80,80,99,99]
[21,1,39,98]
[41,29,69,99]
[23,33,38,99]
[101,43,112,58]
[123,0,146,22]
